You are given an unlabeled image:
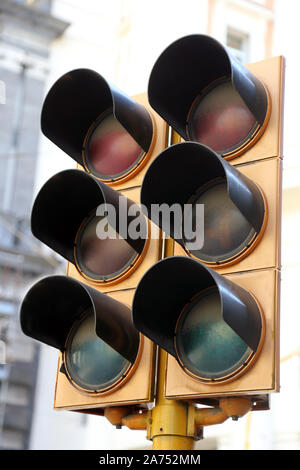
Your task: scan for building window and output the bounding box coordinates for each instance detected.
[226,28,249,64]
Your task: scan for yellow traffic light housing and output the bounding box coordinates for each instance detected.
[54,288,156,410]
[41,69,153,186]
[21,278,155,409]
[21,277,140,393]
[140,142,283,273]
[19,33,285,448]
[133,257,279,399]
[41,70,167,190]
[165,267,280,400]
[148,35,284,165]
[30,169,160,290]
[20,71,168,412]
[132,34,284,404]
[140,142,282,274]
[148,35,269,160]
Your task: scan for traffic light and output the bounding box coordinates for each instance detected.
[131,34,284,403]
[140,142,280,274]
[133,255,266,382]
[41,68,167,190]
[18,33,284,445]
[148,34,284,166]
[30,169,150,288]
[21,276,142,396]
[20,70,168,411]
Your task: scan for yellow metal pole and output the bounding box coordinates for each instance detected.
[151,347,196,450]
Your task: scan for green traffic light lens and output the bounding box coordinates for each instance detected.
[84,109,144,180]
[187,79,258,157]
[75,210,142,282]
[65,310,131,392]
[183,178,256,264]
[175,287,253,381]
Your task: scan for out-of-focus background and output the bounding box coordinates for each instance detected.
[0,0,299,451]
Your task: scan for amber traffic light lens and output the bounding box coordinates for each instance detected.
[183,178,256,264]
[175,288,253,381]
[84,110,144,180]
[187,79,258,156]
[75,211,143,281]
[65,310,131,392]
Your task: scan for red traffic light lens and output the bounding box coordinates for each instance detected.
[75,210,143,282]
[175,287,253,382]
[65,310,131,392]
[187,79,258,157]
[183,178,256,264]
[84,110,144,180]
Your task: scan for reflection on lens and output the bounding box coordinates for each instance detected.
[183,179,255,263]
[76,211,143,281]
[85,110,144,179]
[176,288,252,380]
[188,79,258,155]
[65,310,130,391]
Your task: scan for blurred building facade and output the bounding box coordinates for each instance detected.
[0,0,67,449]
[1,0,299,450]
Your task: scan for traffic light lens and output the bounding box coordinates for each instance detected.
[84,110,144,180]
[176,288,253,381]
[65,310,131,392]
[76,211,142,281]
[183,179,256,264]
[187,80,258,156]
